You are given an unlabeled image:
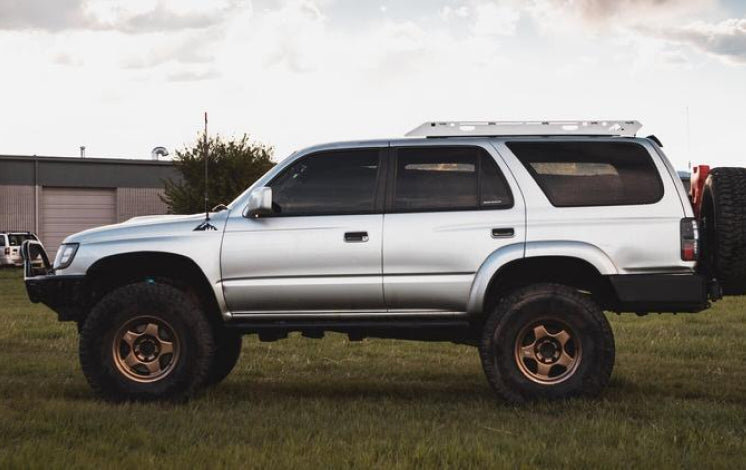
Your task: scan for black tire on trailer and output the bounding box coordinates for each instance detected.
[79,282,214,402]
[478,283,615,403]
[205,326,242,386]
[700,167,746,295]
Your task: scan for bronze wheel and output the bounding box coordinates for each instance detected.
[112,316,181,383]
[514,319,581,385]
[81,282,214,402]
[479,283,615,403]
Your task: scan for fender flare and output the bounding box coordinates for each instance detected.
[466,241,618,314]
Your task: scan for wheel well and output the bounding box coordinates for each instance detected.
[482,256,616,315]
[82,252,222,328]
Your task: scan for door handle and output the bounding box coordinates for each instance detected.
[491,228,515,238]
[344,231,369,243]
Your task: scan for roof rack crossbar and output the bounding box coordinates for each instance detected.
[406,120,642,138]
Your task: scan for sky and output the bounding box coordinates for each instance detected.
[0,0,745,170]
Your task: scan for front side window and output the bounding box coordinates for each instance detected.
[270,149,380,216]
[507,141,664,207]
[393,147,513,212]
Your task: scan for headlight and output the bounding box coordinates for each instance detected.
[54,243,79,270]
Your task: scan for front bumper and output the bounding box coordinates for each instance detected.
[22,241,87,322]
[609,273,713,314]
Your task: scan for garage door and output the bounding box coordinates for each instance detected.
[42,187,116,258]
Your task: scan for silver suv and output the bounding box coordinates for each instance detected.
[21,120,746,403]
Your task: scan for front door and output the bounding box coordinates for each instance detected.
[221,147,386,314]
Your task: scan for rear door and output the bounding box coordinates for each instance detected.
[382,143,525,312]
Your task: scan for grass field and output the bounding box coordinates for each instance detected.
[1,268,745,468]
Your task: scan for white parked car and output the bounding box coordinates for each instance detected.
[21,120,746,403]
[1,231,39,267]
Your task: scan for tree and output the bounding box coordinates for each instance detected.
[161,134,275,214]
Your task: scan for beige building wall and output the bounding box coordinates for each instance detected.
[0,184,36,232]
[1,184,169,236]
[116,187,169,222]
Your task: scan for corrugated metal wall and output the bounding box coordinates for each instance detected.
[41,187,117,256]
[116,187,168,222]
[1,184,170,244]
[0,185,35,231]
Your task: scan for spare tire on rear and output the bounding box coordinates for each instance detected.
[700,167,746,295]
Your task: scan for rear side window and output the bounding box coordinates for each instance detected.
[0,236,5,247]
[507,141,663,207]
[393,147,513,212]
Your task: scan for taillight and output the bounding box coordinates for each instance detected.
[3,247,8,255]
[681,218,699,261]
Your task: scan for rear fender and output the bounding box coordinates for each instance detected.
[466,241,618,314]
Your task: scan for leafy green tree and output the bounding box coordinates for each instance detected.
[161,134,275,214]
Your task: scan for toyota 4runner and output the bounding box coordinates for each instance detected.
[21,120,746,403]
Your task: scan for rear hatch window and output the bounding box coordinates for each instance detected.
[8,234,35,246]
[507,141,663,207]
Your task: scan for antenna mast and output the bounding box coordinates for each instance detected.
[194,111,217,231]
[204,111,209,221]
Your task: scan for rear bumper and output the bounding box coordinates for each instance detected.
[608,273,711,313]
[22,240,88,322]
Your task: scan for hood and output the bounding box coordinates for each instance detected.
[62,211,229,245]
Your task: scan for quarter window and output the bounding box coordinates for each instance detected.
[393,147,513,212]
[507,141,664,207]
[270,149,380,216]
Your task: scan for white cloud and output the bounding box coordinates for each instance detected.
[536,0,714,23]
[0,0,745,170]
[471,1,521,37]
[440,5,470,20]
[646,18,746,64]
[0,0,246,33]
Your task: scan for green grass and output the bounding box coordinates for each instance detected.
[1,268,745,469]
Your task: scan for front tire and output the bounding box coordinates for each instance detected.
[79,282,214,402]
[205,326,242,386]
[478,283,615,403]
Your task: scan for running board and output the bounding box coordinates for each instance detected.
[225,318,474,343]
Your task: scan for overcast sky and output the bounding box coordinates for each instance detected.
[0,0,744,170]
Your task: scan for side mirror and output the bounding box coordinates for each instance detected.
[245,187,273,218]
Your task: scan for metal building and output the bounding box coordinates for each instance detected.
[0,155,179,257]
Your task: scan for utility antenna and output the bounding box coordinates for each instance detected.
[194,111,217,231]
[204,112,209,220]
[686,106,692,170]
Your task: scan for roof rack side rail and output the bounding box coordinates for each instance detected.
[405,120,642,138]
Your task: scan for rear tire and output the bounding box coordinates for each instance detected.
[478,283,615,403]
[79,282,214,402]
[700,167,746,295]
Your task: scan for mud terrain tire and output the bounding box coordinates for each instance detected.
[479,283,615,403]
[701,167,746,295]
[79,282,214,402]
